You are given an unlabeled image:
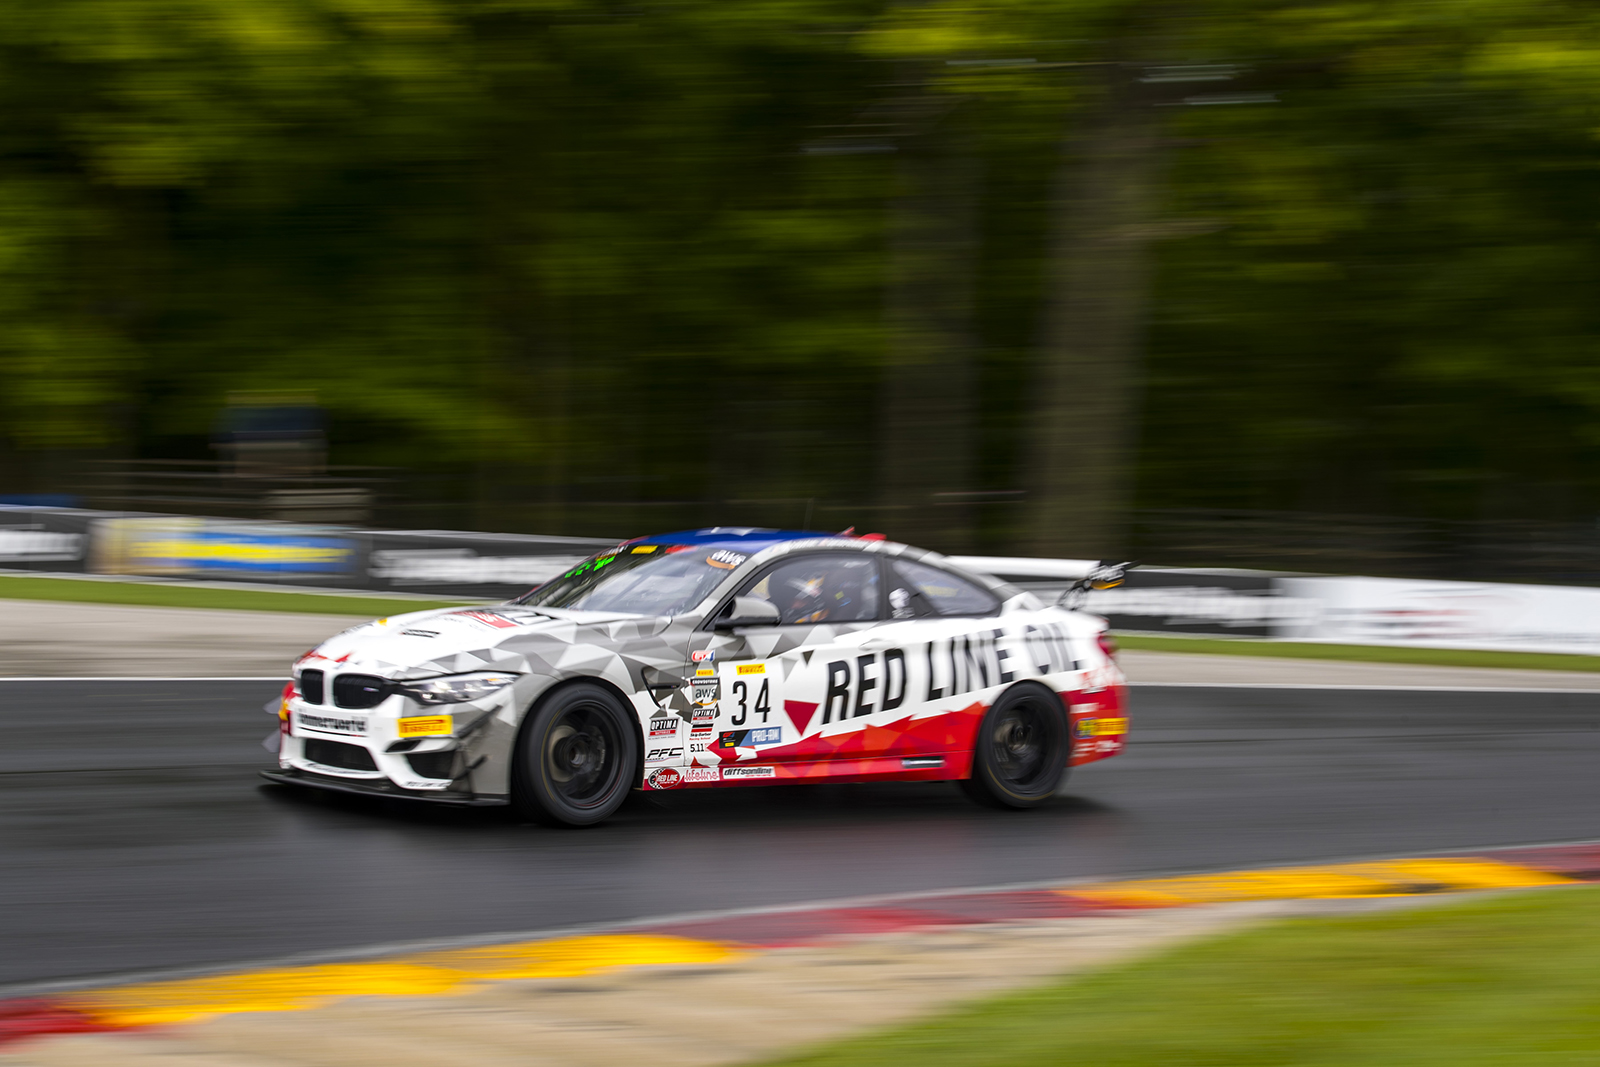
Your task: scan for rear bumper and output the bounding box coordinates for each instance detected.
[259,769,509,807]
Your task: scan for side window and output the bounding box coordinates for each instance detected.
[740,554,881,625]
[889,559,1000,617]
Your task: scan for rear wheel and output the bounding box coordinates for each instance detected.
[959,683,1067,809]
[512,682,638,827]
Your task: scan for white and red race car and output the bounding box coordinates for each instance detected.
[263,529,1129,826]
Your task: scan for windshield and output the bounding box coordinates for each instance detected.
[514,544,750,616]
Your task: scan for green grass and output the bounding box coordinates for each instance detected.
[762,886,1600,1067]
[1116,632,1600,673]
[0,573,473,617]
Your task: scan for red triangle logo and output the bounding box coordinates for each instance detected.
[783,699,819,734]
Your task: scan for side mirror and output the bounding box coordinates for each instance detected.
[713,595,781,629]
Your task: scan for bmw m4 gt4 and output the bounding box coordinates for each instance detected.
[263,529,1129,826]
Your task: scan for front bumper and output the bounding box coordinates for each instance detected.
[260,768,508,806]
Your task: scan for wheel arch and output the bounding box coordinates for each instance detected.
[514,674,647,787]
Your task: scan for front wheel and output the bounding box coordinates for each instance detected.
[958,683,1067,810]
[511,682,638,827]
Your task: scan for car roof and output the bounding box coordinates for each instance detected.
[625,527,849,550]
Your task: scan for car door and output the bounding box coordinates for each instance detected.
[690,550,884,775]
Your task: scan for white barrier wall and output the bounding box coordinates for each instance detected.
[1275,576,1600,656]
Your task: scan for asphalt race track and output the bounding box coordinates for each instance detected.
[3,679,1599,988]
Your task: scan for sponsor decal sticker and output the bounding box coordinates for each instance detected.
[695,667,716,677]
[707,550,748,570]
[692,681,720,706]
[448,610,520,630]
[736,663,765,676]
[398,715,453,738]
[683,766,720,783]
[1074,717,1128,738]
[691,706,717,723]
[690,650,715,663]
[648,716,678,739]
[720,765,776,779]
[400,629,439,638]
[645,747,684,763]
[647,767,682,789]
[631,545,658,554]
[717,727,782,749]
[297,712,366,735]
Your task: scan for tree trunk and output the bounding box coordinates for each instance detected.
[1028,70,1162,559]
[879,117,981,552]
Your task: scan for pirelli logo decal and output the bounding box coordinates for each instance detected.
[398,716,452,738]
[736,664,765,676]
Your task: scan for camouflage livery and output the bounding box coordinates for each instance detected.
[261,531,1128,808]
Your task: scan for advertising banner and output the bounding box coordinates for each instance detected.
[91,516,357,583]
[363,529,613,599]
[1275,575,1600,656]
[0,506,94,573]
[954,556,1317,637]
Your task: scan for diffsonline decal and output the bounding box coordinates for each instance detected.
[720,766,776,779]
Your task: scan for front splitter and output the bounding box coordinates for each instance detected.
[259,769,508,807]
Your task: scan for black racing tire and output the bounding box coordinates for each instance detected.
[958,682,1068,810]
[511,682,638,827]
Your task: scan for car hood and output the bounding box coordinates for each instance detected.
[296,604,673,680]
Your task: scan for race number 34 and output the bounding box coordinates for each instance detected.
[730,678,771,726]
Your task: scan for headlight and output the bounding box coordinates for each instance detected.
[396,672,520,705]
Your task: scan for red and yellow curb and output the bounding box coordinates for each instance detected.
[5,843,1597,1049]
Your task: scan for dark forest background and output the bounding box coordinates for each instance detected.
[5,0,1600,576]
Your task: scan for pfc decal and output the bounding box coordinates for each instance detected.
[297,712,366,735]
[690,650,715,662]
[398,715,452,737]
[707,550,748,570]
[647,767,682,789]
[717,727,782,749]
[645,747,684,764]
[720,765,776,779]
[736,663,766,676]
[683,766,720,783]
